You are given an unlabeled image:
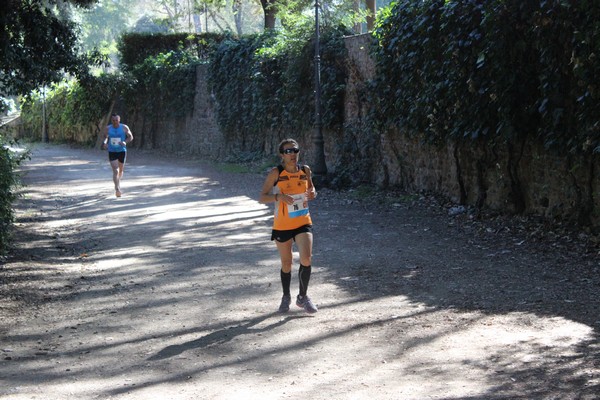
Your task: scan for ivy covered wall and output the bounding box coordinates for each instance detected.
[16,1,600,230]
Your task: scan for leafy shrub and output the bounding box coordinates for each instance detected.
[123,49,202,119]
[533,1,600,153]
[21,33,219,145]
[207,24,349,150]
[371,0,600,154]
[118,32,224,70]
[0,135,29,254]
[21,74,121,145]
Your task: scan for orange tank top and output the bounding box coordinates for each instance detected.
[273,165,312,230]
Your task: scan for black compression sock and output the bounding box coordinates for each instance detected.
[298,264,311,297]
[280,270,291,297]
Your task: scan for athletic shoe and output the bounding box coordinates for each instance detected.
[115,190,122,198]
[278,295,291,313]
[296,295,318,314]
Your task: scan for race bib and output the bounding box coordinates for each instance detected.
[287,194,309,218]
[110,137,121,146]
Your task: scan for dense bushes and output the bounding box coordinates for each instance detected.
[20,33,220,144]
[207,24,349,151]
[123,49,201,120]
[118,33,226,121]
[371,0,600,155]
[20,74,120,145]
[18,1,600,160]
[118,32,223,69]
[17,1,600,222]
[0,135,29,254]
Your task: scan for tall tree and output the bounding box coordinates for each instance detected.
[0,0,98,98]
[232,0,243,34]
[260,0,276,29]
[365,0,375,30]
[77,0,132,51]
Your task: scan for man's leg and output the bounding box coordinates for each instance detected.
[110,159,121,196]
[117,161,125,180]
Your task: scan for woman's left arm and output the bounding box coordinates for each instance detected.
[304,165,317,200]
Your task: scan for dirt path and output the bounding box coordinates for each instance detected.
[1,143,599,399]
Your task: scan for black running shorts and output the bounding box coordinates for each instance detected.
[108,151,126,163]
[271,224,313,242]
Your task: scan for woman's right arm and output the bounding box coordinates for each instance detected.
[259,168,280,204]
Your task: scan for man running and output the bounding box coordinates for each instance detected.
[101,113,133,197]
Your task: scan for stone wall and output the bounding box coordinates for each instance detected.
[12,35,597,228]
[125,64,225,160]
[339,34,599,227]
[121,33,599,228]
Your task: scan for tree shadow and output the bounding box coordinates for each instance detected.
[147,312,309,361]
[3,144,598,399]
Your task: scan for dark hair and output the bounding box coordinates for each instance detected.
[278,138,299,154]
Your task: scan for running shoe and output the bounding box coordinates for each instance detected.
[278,295,291,313]
[115,190,122,198]
[296,295,318,313]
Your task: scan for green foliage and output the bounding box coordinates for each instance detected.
[131,15,171,34]
[207,32,273,143]
[0,0,99,98]
[0,97,17,114]
[371,0,600,154]
[19,93,42,140]
[76,0,133,52]
[207,25,348,150]
[0,134,30,254]
[123,49,202,118]
[20,32,223,144]
[20,74,121,145]
[533,0,600,153]
[118,32,224,70]
[117,32,225,119]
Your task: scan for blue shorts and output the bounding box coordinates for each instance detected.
[271,224,313,242]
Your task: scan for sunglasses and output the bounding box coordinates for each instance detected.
[282,148,300,154]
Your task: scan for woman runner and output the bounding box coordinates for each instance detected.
[259,138,319,313]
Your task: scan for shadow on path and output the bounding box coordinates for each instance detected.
[147,312,310,361]
[2,144,598,400]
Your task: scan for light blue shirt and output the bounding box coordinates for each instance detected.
[107,124,127,152]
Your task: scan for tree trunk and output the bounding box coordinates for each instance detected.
[366,0,376,31]
[233,0,243,35]
[192,13,202,33]
[260,0,277,29]
[353,0,361,33]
